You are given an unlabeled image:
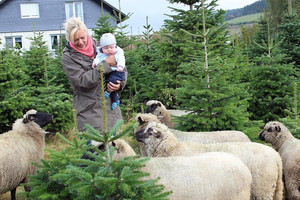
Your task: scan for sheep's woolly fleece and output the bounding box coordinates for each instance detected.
[112,139,252,200]
[135,121,284,200]
[0,110,50,196]
[260,121,300,200]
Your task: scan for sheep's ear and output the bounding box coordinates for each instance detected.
[157,102,161,107]
[23,114,35,124]
[137,116,145,125]
[275,126,281,132]
[23,117,29,124]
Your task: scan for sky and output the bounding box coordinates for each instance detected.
[105,0,258,35]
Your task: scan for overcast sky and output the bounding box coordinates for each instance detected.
[105,0,258,35]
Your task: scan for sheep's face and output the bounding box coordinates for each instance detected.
[23,111,53,128]
[135,125,163,156]
[145,102,163,116]
[259,122,282,144]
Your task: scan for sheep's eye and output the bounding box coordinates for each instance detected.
[267,128,272,132]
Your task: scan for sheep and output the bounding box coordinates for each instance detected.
[259,121,300,200]
[144,101,251,142]
[112,139,252,200]
[0,109,53,200]
[145,100,175,128]
[135,121,284,200]
[136,113,250,143]
[170,129,251,143]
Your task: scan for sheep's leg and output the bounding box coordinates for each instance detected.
[10,188,16,200]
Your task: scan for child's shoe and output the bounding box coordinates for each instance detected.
[111,101,120,110]
[104,91,110,98]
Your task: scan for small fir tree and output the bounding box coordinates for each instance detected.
[247,15,272,60]
[23,31,51,88]
[92,2,116,41]
[27,65,171,199]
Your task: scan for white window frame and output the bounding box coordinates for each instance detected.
[5,36,23,48]
[65,2,84,21]
[20,3,40,19]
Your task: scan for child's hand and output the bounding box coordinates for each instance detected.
[92,62,97,68]
[116,66,123,72]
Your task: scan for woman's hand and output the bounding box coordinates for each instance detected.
[107,80,121,92]
[105,55,117,66]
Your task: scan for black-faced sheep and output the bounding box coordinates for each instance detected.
[112,139,252,200]
[135,121,284,200]
[0,110,53,200]
[145,100,175,128]
[144,101,251,142]
[260,121,300,200]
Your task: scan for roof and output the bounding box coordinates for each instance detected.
[0,0,126,19]
[101,0,126,20]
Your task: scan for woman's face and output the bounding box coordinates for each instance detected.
[73,29,87,50]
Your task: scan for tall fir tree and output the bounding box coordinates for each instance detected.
[0,48,30,133]
[122,16,163,116]
[248,19,295,122]
[278,12,300,73]
[174,0,249,131]
[21,31,74,133]
[148,0,228,108]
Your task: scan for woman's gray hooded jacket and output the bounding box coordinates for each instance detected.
[61,41,127,132]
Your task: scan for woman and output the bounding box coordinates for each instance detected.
[61,17,127,132]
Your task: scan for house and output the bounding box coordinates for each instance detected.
[0,0,126,51]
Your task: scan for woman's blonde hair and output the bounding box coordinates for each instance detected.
[64,17,87,44]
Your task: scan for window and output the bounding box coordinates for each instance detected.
[5,37,13,48]
[65,2,83,21]
[51,34,66,50]
[5,36,22,48]
[20,3,39,18]
[51,35,58,49]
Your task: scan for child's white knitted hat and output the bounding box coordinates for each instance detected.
[99,33,116,49]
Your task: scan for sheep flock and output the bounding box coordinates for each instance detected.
[134,100,300,200]
[4,100,300,200]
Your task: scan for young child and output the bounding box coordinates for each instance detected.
[93,33,125,110]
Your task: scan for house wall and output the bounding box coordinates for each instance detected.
[0,29,96,51]
[0,0,119,50]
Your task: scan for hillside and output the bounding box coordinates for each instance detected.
[227,13,262,25]
[225,0,267,21]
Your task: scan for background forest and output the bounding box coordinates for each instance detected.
[1,0,300,199]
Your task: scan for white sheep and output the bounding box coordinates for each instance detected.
[136,113,250,143]
[0,110,53,200]
[145,100,175,128]
[260,121,300,200]
[144,101,251,143]
[135,121,284,200]
[112,139,252,200]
